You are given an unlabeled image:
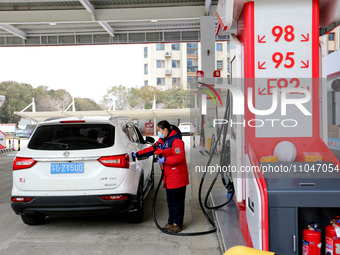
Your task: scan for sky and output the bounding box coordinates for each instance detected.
[0,44,144,104]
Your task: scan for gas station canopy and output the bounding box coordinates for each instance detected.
[0,0,338,47]
[0,0,226,46]
[14,108,199,123]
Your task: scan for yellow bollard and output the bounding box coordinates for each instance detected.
[207,137,212,151]
[224,246,277,255]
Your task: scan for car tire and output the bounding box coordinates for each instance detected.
[126,179,144,223]
[21,214,46,225]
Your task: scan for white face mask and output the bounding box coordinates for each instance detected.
[158,130,164,138]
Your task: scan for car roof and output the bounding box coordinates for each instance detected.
[41,116,132,125]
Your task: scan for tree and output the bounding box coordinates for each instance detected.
[134,86,162,109]
[48,89,72,111]
[75,98,102,111]
[0,81,103,123]
[161,89,192,109]
[102,85,192,110]
[34,86,72,111]
[102,85,129,110]
[0,81,34,123]
[128,87,139,109]
[34,85,55,111]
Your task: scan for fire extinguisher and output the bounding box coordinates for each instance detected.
[302,223,322,255]
[325,216,340,255]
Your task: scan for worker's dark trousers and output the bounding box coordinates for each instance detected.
[166,186,186,228]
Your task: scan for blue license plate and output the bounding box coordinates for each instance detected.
[51,163,84,174]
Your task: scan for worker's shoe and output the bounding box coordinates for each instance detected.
[168,223,182,233]
[163,223,173,230]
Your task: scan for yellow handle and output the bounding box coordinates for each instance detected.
[224,246,276,255]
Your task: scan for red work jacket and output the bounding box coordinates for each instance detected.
[137,129,189,189]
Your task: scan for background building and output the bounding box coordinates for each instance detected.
[320,26,340,54]
[143,41,231,90]
[319,26,340,152]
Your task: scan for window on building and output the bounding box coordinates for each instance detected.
[187,42,198,55]
[144,47,148,58]
[217,61,223,70]
[227,61,231,74]
[328,50,335,54]
[216,78,223,84]
[172,43,180,50]
[216,43,222,51]
[144,80,148,86]
[187,77,198,85]
[156,44,165,50]
[172,60,180,68]
[144,64,148,74]
[227,42,230,52]
[157,78,165,85]
[172,78,180,86]
[157,60,165,68]
[187,58,198,73]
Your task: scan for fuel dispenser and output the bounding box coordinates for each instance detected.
[212,0,340,254]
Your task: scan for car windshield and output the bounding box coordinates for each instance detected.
[28,124,115,150]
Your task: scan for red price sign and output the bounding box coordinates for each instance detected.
[253,0,313,138]
[256,20,311,74]
[196,71,204,78]
[272,25,295,42]
[257,78,311,96]
[256,23,311,71]
[272,52,295,69]
[213,70,221,77]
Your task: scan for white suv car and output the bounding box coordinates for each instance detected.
[11,116,155,225]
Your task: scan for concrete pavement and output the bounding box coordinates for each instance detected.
[0,139,222,255]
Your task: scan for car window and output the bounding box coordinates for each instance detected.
[133,126,145,144]
[122,125,132,141]
[127,124,138,142]
[28,124,115,150]
[122,124,138,142]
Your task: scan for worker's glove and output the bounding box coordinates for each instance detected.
[154,148,163,155]
[158,157,166,164]
[131,152,137,158]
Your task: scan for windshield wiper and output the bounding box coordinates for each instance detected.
[43,142,69,149]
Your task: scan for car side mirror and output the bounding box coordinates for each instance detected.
[145,136,155,144]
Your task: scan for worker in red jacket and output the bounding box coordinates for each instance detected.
[132,120,189,233]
